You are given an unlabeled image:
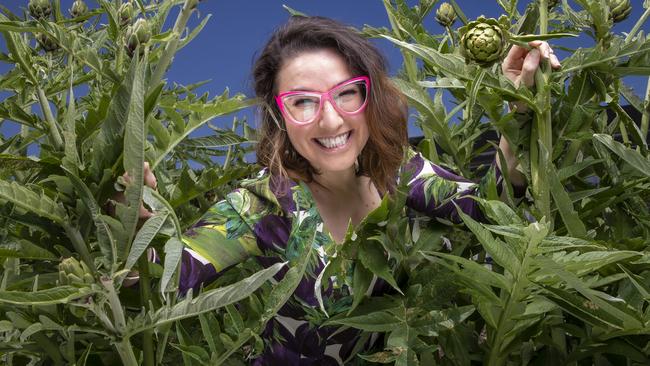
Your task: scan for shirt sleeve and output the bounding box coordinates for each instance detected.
[404,152,520,223]
[179,187,266,294]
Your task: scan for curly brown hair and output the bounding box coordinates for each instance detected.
[253,16,408,194]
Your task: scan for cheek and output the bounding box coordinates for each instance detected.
[285,124,309,151]
[357,118,370,145]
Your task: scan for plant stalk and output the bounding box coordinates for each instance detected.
[102,277,127,332]
[138,255,155,366]
[150,0,199,87]
[62,224,95,274]
[625,7,650,43]
[115,339,139,366]
[223,118,239,170]
[445,25,457,46]
[37,87,63,150]
[530,0,552,222]
[102,276,138,365]
[640,77,650,140]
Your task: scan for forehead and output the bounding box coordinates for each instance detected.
[276,48,353,92]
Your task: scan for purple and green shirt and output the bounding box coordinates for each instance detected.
[179,151,504,365]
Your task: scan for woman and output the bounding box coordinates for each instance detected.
[135,15,560,365]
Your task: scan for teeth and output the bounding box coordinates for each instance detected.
[316,132,350,149]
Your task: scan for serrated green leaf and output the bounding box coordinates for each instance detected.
[359,241,403,295]
[0,181,67,224]
[0,286,89,305]
[456,205,520,274]
[0,239,57,260]
[126,262,286,336]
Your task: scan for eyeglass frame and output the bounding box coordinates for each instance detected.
[274,76,371,125]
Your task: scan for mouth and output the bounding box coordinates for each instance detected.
[314,131,352,150]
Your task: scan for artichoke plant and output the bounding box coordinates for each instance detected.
[459,15,509,67]
[28,0,51,20]
[435,2,457,28]
[118,1,134,27]
[125,17,151,56]
[608,0,632,23]
[69,0,88,18]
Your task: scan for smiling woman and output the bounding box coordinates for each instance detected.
[167,15,550,364]
[255,17,409,195]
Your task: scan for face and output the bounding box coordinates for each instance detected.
[275,48,370,176]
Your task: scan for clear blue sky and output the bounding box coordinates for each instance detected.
[1,1,647,149]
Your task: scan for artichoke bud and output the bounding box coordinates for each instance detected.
[69,0,88,18]
[125,18,151,56]
[608,0,631,23]
[59,257,93,285]
[28,0,52,20]
[118,2,134,27]
[458,15,509,67]
[36,33,59,52]
[435,3,457,28]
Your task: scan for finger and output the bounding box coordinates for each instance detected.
[139,205,153,219]
[121,172,132,184]
[520,48,541,87]
[537,41,552,59]
[504,44,529,63]
[550,54,561,69]
[143,162,157,189]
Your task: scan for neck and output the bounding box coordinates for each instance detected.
[310,168,359,195]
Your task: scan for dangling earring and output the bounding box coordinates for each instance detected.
[354,157,360,174]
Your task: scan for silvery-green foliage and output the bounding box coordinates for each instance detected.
[0,1,275,365]
[339,0,650,364]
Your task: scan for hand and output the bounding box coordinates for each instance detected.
[114,162,158,221]
[502,40,561,89]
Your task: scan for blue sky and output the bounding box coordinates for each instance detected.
[1,1,648,150]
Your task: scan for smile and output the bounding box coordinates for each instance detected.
[315,131,351,149]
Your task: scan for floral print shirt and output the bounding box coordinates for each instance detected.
[179,151,499,365]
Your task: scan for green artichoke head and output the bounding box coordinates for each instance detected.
[118,1,134,27]
[459,15,510,67]
[69,0,88,18]
[36,32,58,52]
[608,0,631,23]
[125,17,151,56]
[28,0,52,20]
[59,257,94,286]
[435,2,457,27]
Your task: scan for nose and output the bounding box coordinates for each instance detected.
[318,99,344,130]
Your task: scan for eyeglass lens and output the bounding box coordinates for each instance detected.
[282,80,368,123]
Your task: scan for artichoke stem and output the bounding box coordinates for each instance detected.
[640,77,650,141]
[151,0,199,87]
[445,25,457,46]
[625,7,650,43]
[223,118,239,170]
[531,0,552,223]
[138,255,155,366]
[37,87,64,150]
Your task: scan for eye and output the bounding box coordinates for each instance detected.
[292,98,317,108]
[338,89,358,98]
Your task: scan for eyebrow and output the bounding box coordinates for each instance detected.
[286,78,353,93]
